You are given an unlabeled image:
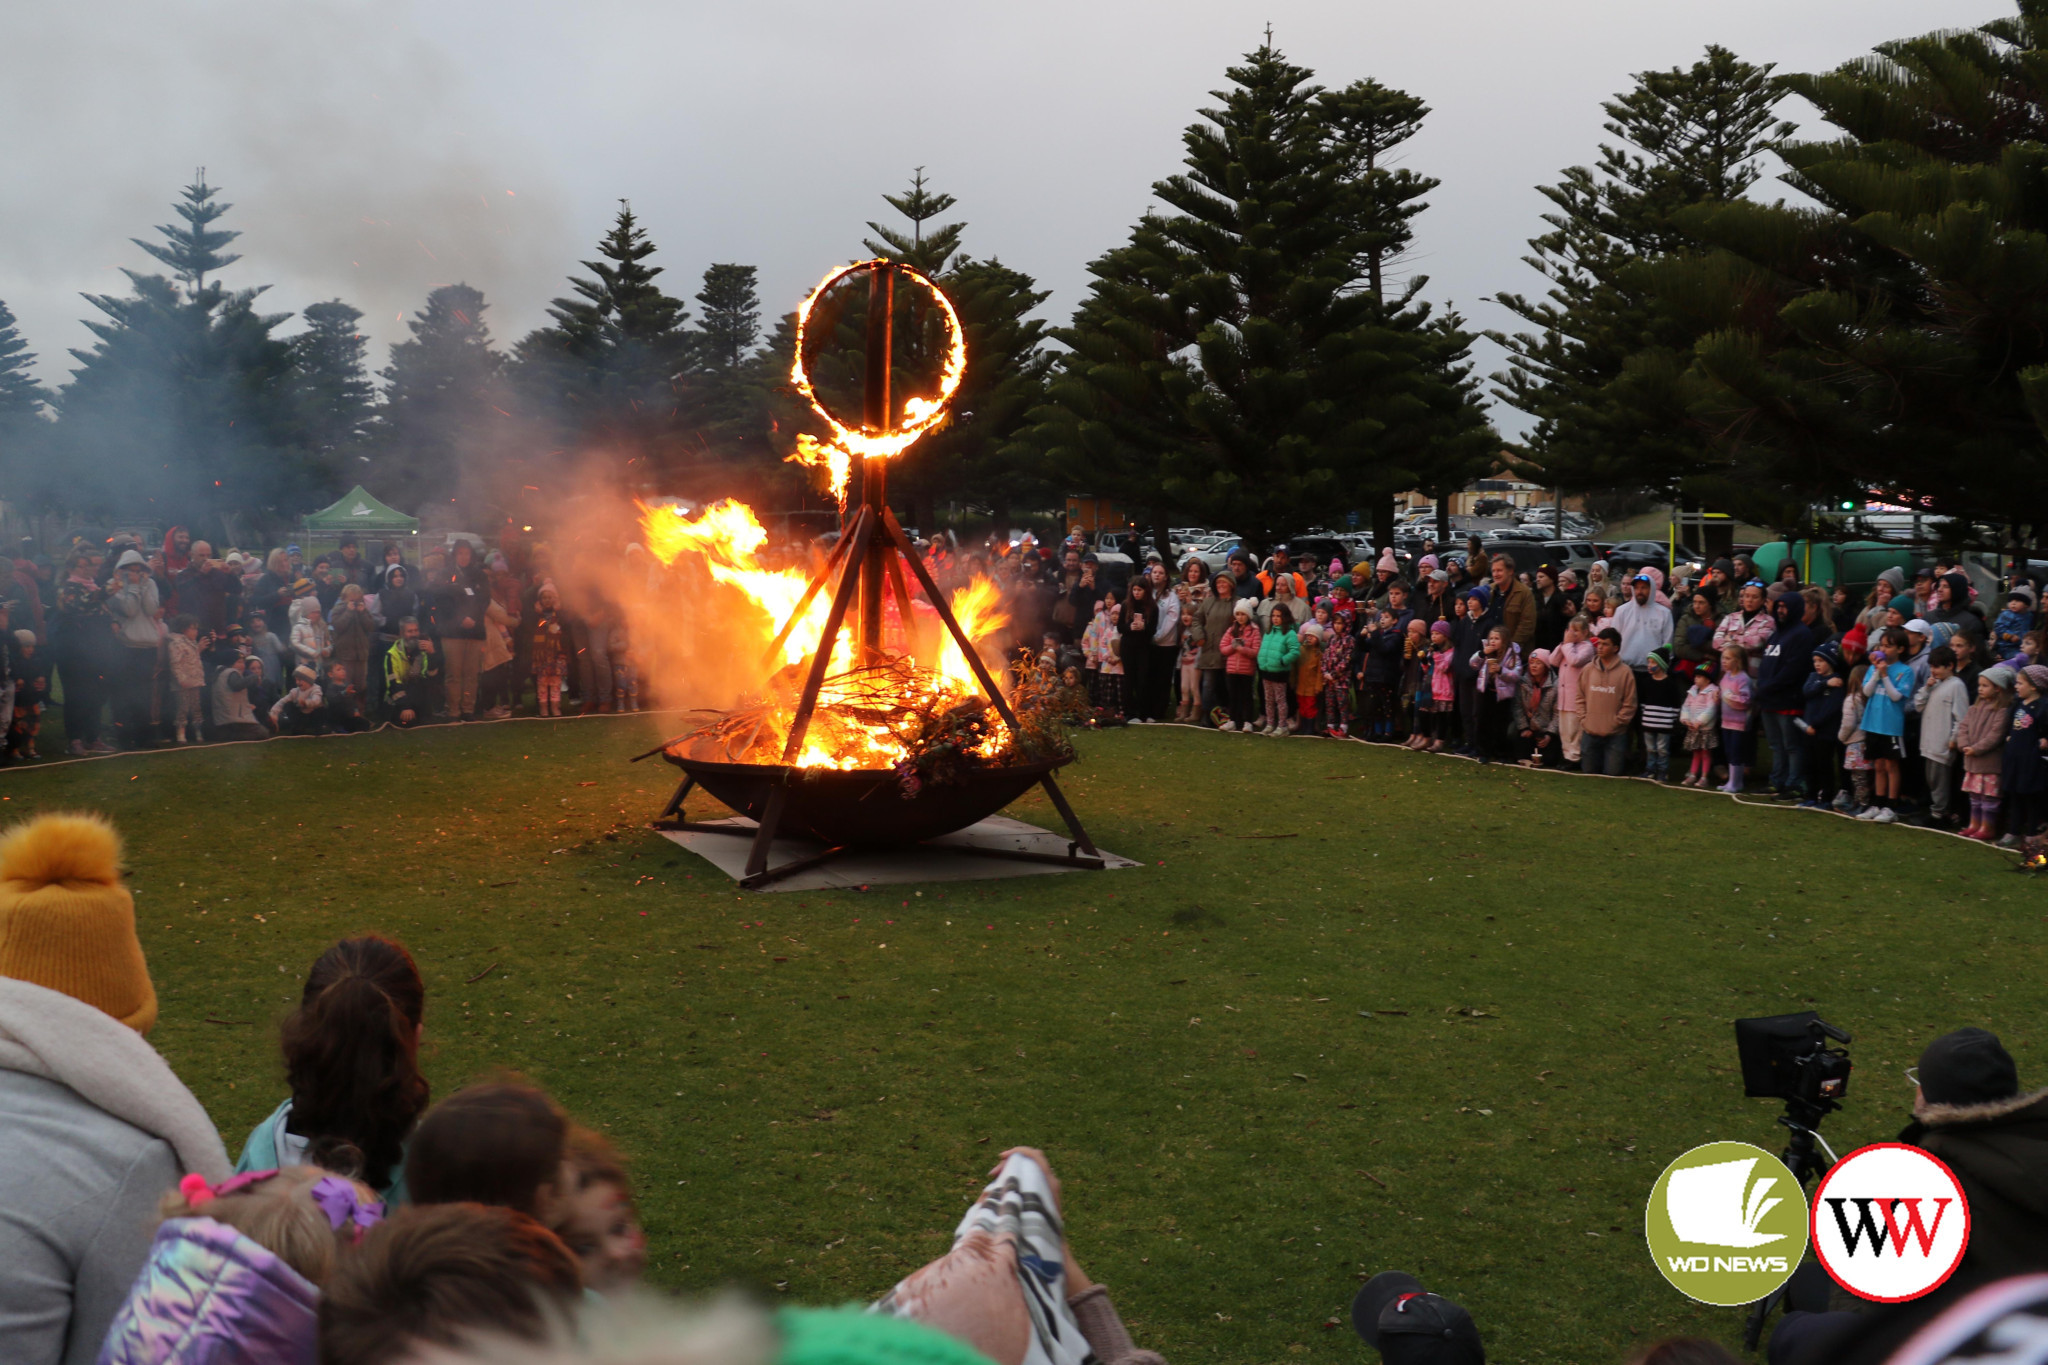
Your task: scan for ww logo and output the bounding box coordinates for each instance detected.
[1812,1145,1970,1302]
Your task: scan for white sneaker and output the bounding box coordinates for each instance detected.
[1218,721,1235,732]
[1856,806,1882,820]
[1873,807,1898,824]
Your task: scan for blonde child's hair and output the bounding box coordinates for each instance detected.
[160,1164,380,1285]
[340,583,365,602]
[1721,643,1749,671]
[1567,613,1592,635]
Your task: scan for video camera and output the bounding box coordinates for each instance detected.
[1735,1010,1853,1141]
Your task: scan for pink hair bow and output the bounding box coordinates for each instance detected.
[180,1169,280,1207]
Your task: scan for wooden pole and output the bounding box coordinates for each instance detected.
[858,264,895,661]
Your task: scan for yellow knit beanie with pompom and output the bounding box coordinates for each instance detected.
[0,813,157,1033]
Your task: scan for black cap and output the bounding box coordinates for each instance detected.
[1919,1027,2019,1107]
[1352,1272,1484,1365]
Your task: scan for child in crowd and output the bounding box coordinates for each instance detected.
[329,584,377,692]
[1840,653,1875,814]
[406,1080,570,1221]
[530,584,568,718]
[238,937,428,1203]
[608,624,638,713]
[551,1127,646,1295]
[1916,645,1970,827]
[1175,603,1204,723]
[2001,663,2048,843]
[1511,648,1558,767]
[322,662,371,734]
[10,629,44,760]
[166,614,207,745]
[289,592,331,675]
[1315,601,1353,737]
[1679,660,1720,787]
[1255,605,1300,735]
[315,1204,583,1365]
[248,610,286,687]
[1638,646,1682,782]
[1470,626,1521,762]
[1218,600,1260,732]
[1398,617,1429,745]
[1858,627,1915,822]
[1294,619,1325,735]
[1357,605,1402,741]
[1801,642,1848,809]
[1551,614,1594,766]
[1956,665,2017,839]
[1416,619,1457,752]
[271,666,328,736]
[96,1164,384,1365]
[1993,587,2036,657]
[1084,589,1124,718]
[1717,644,1753,793]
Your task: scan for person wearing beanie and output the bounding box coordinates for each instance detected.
[2000,663,2048,843]
[0,813,231,1365]
[1899,1027,2048,1279]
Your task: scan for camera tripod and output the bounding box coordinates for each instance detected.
[1740,1104,1842,1350]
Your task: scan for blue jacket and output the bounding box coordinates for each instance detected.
[1803,669,1848,737]
[96,1218,318,1365]
[1861,661,1914,738]
[1753,599,1815,712]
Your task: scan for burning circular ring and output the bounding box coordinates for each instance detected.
[789,259,965,454]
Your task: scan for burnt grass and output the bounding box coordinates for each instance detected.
[4,717,2042,1363]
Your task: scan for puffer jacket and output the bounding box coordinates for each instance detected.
[1255,623,1299,675]
[287,598,329,670]
[95,1217,319,1365]
[1900,1089,2048,1279]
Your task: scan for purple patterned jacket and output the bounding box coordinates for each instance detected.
[95,1218,317,1365]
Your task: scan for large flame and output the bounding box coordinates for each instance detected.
[637,499,833,668]
[636,496,1008,769]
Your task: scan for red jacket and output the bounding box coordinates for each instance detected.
[1219,622,1262,675]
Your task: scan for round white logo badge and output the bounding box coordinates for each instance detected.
[1811,1143,1970,1302]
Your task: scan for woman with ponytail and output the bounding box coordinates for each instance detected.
[234,936,430,1202]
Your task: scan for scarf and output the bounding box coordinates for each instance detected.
[0,977,229,1179]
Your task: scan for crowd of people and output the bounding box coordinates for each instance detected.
[0,808,2041,1365]
[0,528,641,762]
[1003,532,2048,847]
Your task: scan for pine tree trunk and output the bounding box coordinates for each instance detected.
[992,497,1012,545]
[1153,517,1174,567]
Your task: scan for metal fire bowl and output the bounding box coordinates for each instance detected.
[660,752,1070,847]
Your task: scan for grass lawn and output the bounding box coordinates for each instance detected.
[3,719,2043,1364]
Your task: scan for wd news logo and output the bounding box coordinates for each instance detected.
[1812,1143,1971,1302]
[1645,1142,1808,1306]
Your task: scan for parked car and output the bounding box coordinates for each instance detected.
[1542,540,1602,576]
[1483,525,1550,542]
[1284,535,1355,574]
[1604,539,1705,578]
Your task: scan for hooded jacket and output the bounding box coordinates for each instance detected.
[1922,572,1987,643]
[107,557,161,650]
[286,598,329,669]
[1900,1088,2048,1278]
[1754,596,1817,712]
[95,1217,319,1365]
[1803,643,1849,736]
[0,979,229,1365]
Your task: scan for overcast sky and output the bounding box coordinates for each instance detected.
[0,0,2001,438]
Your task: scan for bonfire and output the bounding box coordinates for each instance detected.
[633,260,1098,888]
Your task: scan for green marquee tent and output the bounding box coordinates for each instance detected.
[300,485,419,559]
